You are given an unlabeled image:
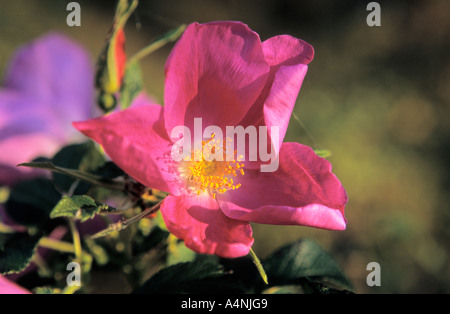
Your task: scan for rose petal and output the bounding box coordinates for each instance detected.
[0,275,30,294]
[164,22,270,135]
[217,142,347,230]
[73,102,180,195]
[160,194,254,258]
[262,34,314,67]
[262,35,314,153]
[238,35,314,165]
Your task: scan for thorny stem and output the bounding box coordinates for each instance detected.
[91,199,163,239]
[123,199,163,226]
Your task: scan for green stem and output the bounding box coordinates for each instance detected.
[128,24,186,64]
[123,200,162,226]
[114,0,138,31]
[18,162,125,191]
[91,199,163,239]
[39,237,76,254]
[68,219,82,262]
[32,252,52,277]
[249,248,268,285]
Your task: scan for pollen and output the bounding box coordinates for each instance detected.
[178,135,244,198]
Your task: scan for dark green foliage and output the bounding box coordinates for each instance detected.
[263,238,354,293]
[0,232,42,274]
[5,178,61,228]
[135,259,245,294]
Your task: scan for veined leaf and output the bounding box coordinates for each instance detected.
[0,232,42,274]
[50,195,113,222]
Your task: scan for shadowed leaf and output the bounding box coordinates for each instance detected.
[0,232,42,274]
[263,238,353,293]
[135,259,244,294]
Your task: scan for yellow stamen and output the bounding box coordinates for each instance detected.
[178,136,244,197]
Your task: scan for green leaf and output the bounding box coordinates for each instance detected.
[0,232,42,274]
[314,149,332,158]
[50,195,112,222]
[5,178,61,227]
[119,60,143,109]
[135,259,244,294]
[50,142,106,194]
[263,238,353,292]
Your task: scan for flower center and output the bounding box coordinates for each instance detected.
[179,134,244,199]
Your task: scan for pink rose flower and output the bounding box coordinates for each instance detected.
[74,22,347,258]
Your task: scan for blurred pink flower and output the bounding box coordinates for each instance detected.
[0,33,96,186]
[0,275,30,294]
[74,22,347,258]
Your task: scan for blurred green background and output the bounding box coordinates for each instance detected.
[1,0,449,293]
